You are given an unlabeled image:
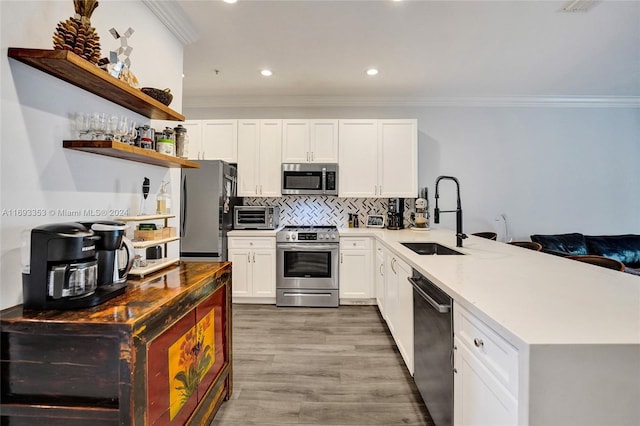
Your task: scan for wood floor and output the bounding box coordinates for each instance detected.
[211,304,434,425]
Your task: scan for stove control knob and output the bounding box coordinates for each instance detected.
[324,234,330,239]
[331,234,337,239]
[285,235,290,240]
[291,234,297,240]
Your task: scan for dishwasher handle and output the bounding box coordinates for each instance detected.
[408,277,451,313]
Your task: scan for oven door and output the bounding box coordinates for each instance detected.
[276,243,339,290]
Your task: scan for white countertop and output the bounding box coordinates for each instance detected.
[341,227,640,347]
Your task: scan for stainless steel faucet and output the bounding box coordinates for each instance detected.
[434,175,468,247]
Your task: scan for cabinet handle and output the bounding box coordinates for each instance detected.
[379,263,384,276]
[473,338,484,348]
[391,258,397,274]
[340,253,343,263]
[307,152,310,162]
[253,252,256,263]
[260,185,263,195]
[311,152,314,161]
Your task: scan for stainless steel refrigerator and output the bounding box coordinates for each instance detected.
[180,160,239,261]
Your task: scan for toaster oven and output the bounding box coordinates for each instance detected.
[233,206,280,230]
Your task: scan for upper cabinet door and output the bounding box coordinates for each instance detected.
[258,120,282,197]
[237,120,260,196]
[282,119,338,163]
[282,120,310,163]
[338,120,379,197]
[201,120,238,163]
[310,119,338,163]
[379,119,418,198]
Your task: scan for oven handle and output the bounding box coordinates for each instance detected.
[283,292,334,297]
[277,243,339,251]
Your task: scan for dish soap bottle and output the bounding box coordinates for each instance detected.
[156,181,171,214]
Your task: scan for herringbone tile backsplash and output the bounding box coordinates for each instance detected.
[243,196,413,228]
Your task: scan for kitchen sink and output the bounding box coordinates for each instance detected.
[401,242,464,256]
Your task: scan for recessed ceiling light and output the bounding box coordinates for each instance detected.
[366,68,379,76]
[261,69,273,77]
[223,0,237,4]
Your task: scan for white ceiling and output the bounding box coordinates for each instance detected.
[166,0,640,107]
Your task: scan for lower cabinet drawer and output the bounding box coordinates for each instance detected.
[228,237,275,249]
[340,237,372,250]
[454,302,519,397]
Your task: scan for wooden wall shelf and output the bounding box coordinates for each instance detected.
[63,140,200,168]
[8,48,185,121]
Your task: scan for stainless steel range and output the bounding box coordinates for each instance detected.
[276,226,339,307]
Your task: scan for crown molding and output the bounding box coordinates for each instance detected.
[142,0,199,45]
[183,95,640,109]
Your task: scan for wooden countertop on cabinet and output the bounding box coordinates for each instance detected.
[0,261,233,426]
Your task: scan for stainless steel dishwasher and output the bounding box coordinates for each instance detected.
[408,269,453,426]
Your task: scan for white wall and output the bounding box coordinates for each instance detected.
[184,105,640,241]
[0,0,184,309]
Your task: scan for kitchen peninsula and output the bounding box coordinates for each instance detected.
[0,262,232,426]
[342,227,640,425]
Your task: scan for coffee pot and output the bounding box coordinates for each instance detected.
[22,222,129,310]
[86,221,134,285]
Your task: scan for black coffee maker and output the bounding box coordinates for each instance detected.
[22,222,128,310]
[387,198,405,230]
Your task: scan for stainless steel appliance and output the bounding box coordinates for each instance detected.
[408,268,453,426]
[387,198,405,229]
[22,222,128,310]
[181,160,239,261]
[276,225,339,307]
[233,206,279,230]
[282,163,338,195]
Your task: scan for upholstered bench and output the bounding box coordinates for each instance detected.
[530,233,640,276]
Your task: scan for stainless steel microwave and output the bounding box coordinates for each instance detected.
[233,206,280,230]
[282,163,338,196]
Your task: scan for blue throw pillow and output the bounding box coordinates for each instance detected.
[530,233,588,255]
[585,235,640,268]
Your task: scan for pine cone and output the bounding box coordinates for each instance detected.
[53,1,101,64]
[52,17,101,64]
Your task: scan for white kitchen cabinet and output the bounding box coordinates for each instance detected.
[282,119,339,163]
[201,119,238,162]
[339,237,373,302]
[384,253,413,374]
[378,119,418,197]
[338,120,379,197]
[237,120,282,197]
[184,119,238,162]
[228,237,276,302]
[375,242,385,317]
[454,302,519,425]
[338,119,417,198]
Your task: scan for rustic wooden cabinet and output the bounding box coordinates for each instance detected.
[0,262,232,425]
